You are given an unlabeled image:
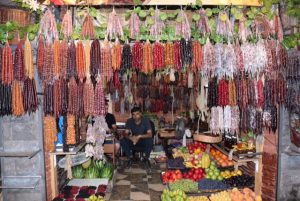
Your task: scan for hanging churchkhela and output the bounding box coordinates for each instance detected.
[37,37,45,76]
[132,41,143,70]
[42,43,54,83]
[90,39,101,78]
[76,41,86,82]
[81,14,95,39]
[12,80,25,116]
[1,42,13,85]
[94,79,106,116]
[44,82,54,115]
[23,78,38,113]
[120,43,132,73]
[44,116,57,152]
[83,78,94,116]
[60,40,68,79]
[61,10,73,39]
[112,39,122,71]
[53,79,61,117]
[53,39,61,79]
[24,39,34,79]
[67,41,77,79]
[14,42,25,81]
[153,41,165,70]
[68,77,78,115]
[101,40,113,82]
[142,41,153,74]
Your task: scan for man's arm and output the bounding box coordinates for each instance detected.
[137,129,152,139]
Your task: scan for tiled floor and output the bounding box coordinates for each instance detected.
[106,159,167,201]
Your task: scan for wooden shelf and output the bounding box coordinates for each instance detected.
[50,142,86,156]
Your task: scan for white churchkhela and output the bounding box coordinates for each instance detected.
[182,129,192,147]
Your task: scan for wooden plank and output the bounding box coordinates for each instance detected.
[43,0,262,6]
[49,155,59,199]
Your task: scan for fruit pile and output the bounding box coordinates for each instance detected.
[221,169,243,179]
[187,141,206,154]
[167,157,185,169]
[223,175,255,188]
[182,168,205,182]
[169,179,198,193]
[198,179,229,191]
[209,190,231,201]
[188,196,209,201]
[161,189,187,201]
[161,170,183,184]
[88,195,105,201]
[204,161,223,181]
[229,188,259,201]
[184,152,210,169]
[172,146,190,159]
[210,148,234,168]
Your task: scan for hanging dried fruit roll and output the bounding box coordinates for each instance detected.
[43,82,54,116]
[191,40,203,72]
[83,40,91,78]
[94,79,106,116]
[67,41,77,79]
[165,42,174,68]
[153,41,165,70]
[42,42,54,83]
[60,78,68,115]
[68,77,78,115]
[120,43,132,74]
[76,41,86,82]
[142,41,153,74]
[12,80,25,116]
[23,78,38,114]
[81,14,95,39]
[112,39,122,71]
[90,39,101,78]
[100,40,113,83]
[173,41,182,71]
[24,39,34,79]
[77,81,84,118]
[44,115,57,152]
[53,39,61,79]
[37,37,45,77]
[1,42,13,85]
[61,10,73,39]
[53,79,62,118]
[132,41,143,70]
[83,78,94,116]
[66,114,76,145]
[60,40,68,79]
[14,42,25,81]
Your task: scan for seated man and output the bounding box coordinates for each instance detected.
[120,106,153,169]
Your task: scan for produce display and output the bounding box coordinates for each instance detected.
[198,179,228,191]
[221,169,243,179]
[88,195,105,201]
[182,168,205,182]
[161,170,183,184]
[210,148,234,168]
[187,142,207,154]
[169,179,198,193]
[229,188,258,201]
[209,190,231,201]
[204,161,223,181]
[161,189,187,201]
[223,175,255,188]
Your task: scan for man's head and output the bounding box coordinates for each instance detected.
[131,106,142,122]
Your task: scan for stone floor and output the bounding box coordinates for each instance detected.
[106,159,167,201]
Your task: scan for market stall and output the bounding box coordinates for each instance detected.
[0,0,299,200]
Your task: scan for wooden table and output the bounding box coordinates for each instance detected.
[158,129,176,158]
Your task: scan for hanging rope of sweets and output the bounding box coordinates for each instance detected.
[149,8,165,38]
[181,39,193,68]
[38,9,58,43]
[53,39,61,79]
[90,39,101,77]
[203,39,215,76]
[67,41,77,79]
[53,79,61,117]
[112,39,122,71]
[68,77,78,115]
[76,41,86,82]
[14,42,25,81]
[42,43,54,83]
[218,78,229,107]
[174,41,182,71]
[60,40,68,79]
[132,41,143,70]
[100,40,113,82]
[23,78,38,113]
[228,79,237,106]
[191,40,203,72]
[60,78,68,115]
[12,80,24,116]
[165,42,174,68]
[24,39,34,79]
[44,115,57,152]
[153,41,165,70]
[1,42,13,85]
[120,43,132,73]
[0,83,12,116]
[235,42,244,74]
[37,37,45,76]
[129,12,140,39]
[83,40,91,78]
[83,78,94,116]
[176,9,191,40]
[198,9,210,36]
[94,79,106,116]
[107,8,124,39]
[43,82,54,116]
[77,81,84,118]
[81,14,95,39]
[142,41,153,74]
[66,114,76,145]
[61,10,73,39]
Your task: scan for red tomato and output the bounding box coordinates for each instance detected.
[175,170,181,174]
